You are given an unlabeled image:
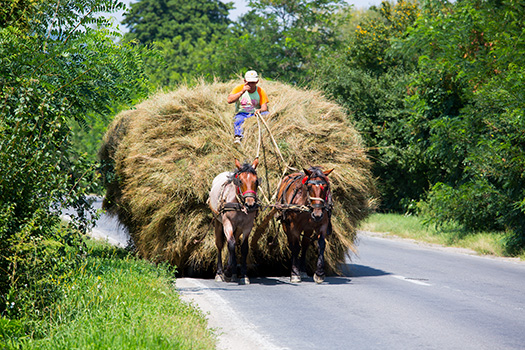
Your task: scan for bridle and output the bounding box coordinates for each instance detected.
[302,176,331,211]
[232,171,259,211]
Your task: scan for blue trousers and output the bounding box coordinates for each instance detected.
[234,112,268,137]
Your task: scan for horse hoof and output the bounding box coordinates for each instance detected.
[290,275,301,283]
[230,274,238,283]
[215,274,225,282]
[314,273,325,284]
[300,271,308,279]
[239,276,250,285]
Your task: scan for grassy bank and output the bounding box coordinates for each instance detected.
[1,240,215,349]
[359,213,525,260]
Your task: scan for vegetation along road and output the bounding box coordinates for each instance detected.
[93,201,525,350]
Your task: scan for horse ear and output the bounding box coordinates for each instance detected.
[303,168,312,176]
[235,158,241,170]
[323,168,334,176]
[252,157,259,169]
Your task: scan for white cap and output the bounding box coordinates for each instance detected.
[244,70,259,82]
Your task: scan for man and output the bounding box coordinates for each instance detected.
[227,70,269,144]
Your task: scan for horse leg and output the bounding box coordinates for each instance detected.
[214,219,226,282]
[223,220,237,282]
[314,232,326,284]
[239,230,250,285]
[299,231,312,280]
[284,223,301,283]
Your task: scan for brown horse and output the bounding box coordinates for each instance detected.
[208,158,259,285]
[276,166,334,283]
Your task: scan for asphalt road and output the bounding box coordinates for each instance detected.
[90,205,525,350]
[176,235,525,350]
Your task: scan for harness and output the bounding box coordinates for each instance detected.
[273,173,333,242]
[216,174,259,215]
[276,174,333,213]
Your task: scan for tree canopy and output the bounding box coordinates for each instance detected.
[123,0,232,43]
[0,0,152,316]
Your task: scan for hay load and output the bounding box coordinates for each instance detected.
[99,79,376,276]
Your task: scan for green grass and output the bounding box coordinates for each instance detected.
[4,239,216,349]
[359,213,524,260]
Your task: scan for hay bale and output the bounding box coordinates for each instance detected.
[99,79,376,277]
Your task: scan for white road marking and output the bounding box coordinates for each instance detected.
[391,275,432,286]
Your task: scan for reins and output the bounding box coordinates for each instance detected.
[254,112,299,201]
[216,170,260,215]
[274,175,332,213]
[224,111,333,246]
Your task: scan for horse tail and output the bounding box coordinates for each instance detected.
[250,207,279,249]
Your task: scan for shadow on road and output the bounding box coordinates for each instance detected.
[250,276,353,286]
[247,277,294,286]
[340,263,390,278]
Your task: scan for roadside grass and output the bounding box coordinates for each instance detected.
[4,239,215,350]
[359,213,524,260]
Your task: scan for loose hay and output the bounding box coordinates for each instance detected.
[99,79,376,277]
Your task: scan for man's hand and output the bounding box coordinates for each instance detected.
[228,84,250,104]
[255,103,268,114]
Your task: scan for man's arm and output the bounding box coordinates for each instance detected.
[256,103,268,114]
[255,87,269,113]
[227,83,250,104]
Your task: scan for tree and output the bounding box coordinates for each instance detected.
[396,0,525,253]
[0,0,152,317]
[207,0,349,84]
[122,0,232,86]
[313,0,422,211]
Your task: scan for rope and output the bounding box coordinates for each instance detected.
[270,203,312,212]
[241,111,306,246]
[259,127,279,243]
[254,111,299,201]
[256,112,262,159]
[255,111,287,168]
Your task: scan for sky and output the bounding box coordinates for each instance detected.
[110,0,385,32]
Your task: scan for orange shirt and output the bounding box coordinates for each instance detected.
[230,85,269,114]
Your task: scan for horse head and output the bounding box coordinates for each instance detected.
[234,158,260,210]
[303,166,333,222]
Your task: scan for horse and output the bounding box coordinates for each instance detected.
[208,158,260,285]
[276,166,334,283]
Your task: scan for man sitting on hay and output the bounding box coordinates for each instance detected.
[227,70,269,144]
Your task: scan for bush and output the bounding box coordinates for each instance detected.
[0,0,151,320]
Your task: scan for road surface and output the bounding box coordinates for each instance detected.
[90,203,525,350]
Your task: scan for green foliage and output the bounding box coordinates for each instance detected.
[313,1,423,211]
[209,0,349,84]
[348,0,419,73]
[394,0,525,253]
[123,0,350,85]
[123,0,231,43]
[360,213,514,257]
[1,241,215,349]
[0,0,152,320]
[122,0,232,86]
[0,0,41,29]
[424,181,508,231]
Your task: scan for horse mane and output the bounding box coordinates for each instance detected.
[228,162,259,186]
[236,163,258,176]
[306,166,328,181]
